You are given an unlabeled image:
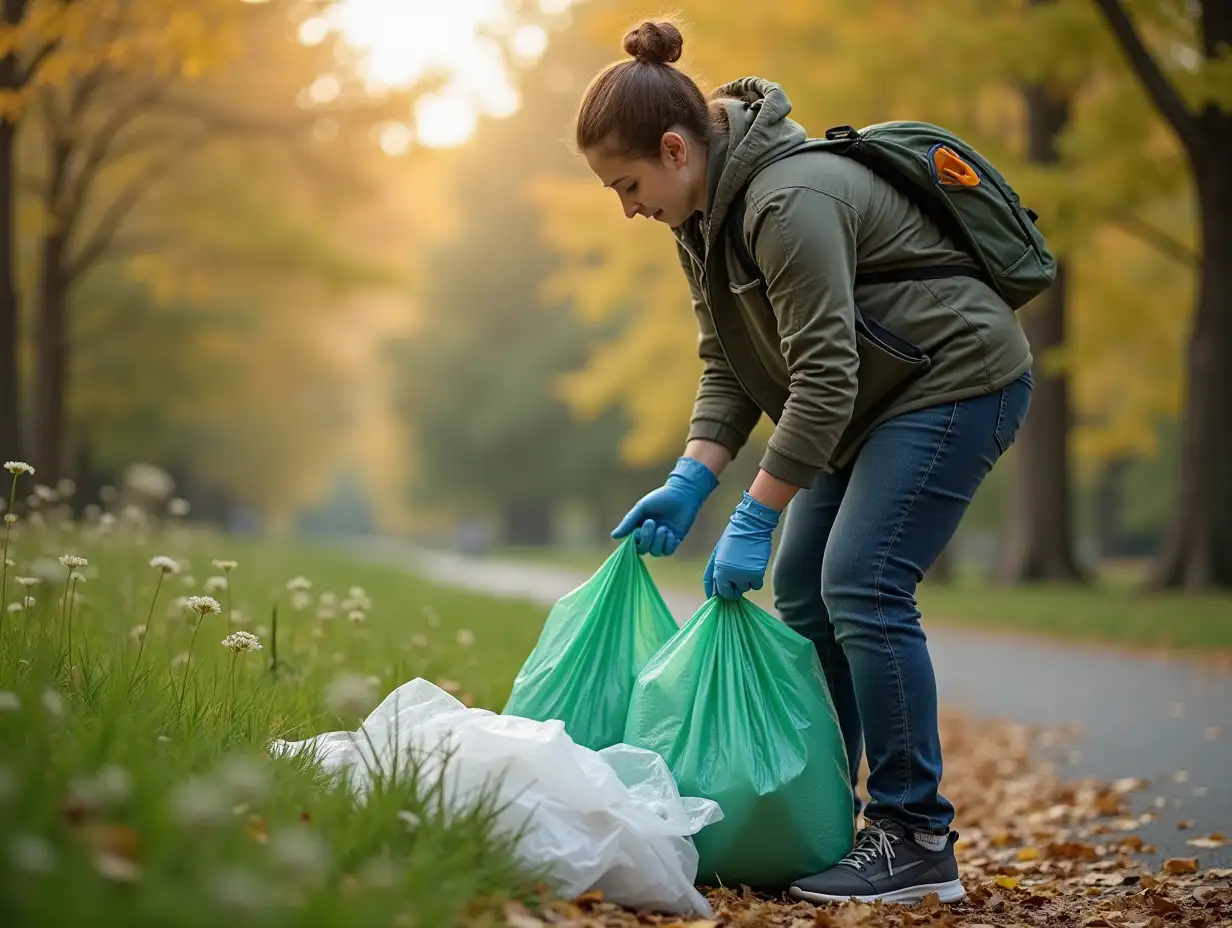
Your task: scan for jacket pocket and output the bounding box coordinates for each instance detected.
[833,311,932,461]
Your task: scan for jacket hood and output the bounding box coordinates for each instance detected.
[701,77,808,249]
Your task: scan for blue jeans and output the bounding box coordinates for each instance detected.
[773,372,1032,835]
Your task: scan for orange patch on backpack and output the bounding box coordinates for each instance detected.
[934,146,980,187]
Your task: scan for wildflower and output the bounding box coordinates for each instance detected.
[59,554,87,569]
[324,674,376,718]
[16,577,38,588]
[318,591,337,607]
[186,595,221,616]
[203,576,227,594]
[69,765,132,810]
[41,689,65,718]
[456,629,474,648]
[97,513,116,534]
[171,652,191,669]
[268,826,329,882]
[180,574,197,588]
[157,735,171,744]
[230,609,246,625]
[291,591,311,611]
[27,512,43,528]
[33,484,56,502]
[217,756,268,804]
[121,504,145,523]
[4,513,17,525]
[171,777,229,827]
[167,498,191,517]
[285,576,312,592]
[212,559,237,572]
[6,603,22,614]
[347,609,366,623]
[149,555,180,574]
[22,596,34,608]
[67,572,85,585]
[56,478,75,497]
[4,557,13,566]
[221,631,262,654]
[0,692,19,711]
[4,461,34,475]
[9,835,55,872]
[316,606,336,621]
[129,625,146,640]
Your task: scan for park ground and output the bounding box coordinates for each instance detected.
[2,512,1230,928]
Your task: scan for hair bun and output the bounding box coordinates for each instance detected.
[622,21,683,66]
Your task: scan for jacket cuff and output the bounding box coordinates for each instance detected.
[759,444,820,489]
[687,418,752,459]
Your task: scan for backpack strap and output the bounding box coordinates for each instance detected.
[727,182,985,289]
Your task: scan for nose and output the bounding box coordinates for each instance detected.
[622,198,642,220]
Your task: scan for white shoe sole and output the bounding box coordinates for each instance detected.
[789,878,967,906]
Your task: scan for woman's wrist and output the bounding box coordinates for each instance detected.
[748,468,801,513]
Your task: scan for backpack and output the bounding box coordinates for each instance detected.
[728,121,1057,311]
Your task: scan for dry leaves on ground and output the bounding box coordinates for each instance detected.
[499,708,1232,927]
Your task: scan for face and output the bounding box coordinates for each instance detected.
[585,130,704,229]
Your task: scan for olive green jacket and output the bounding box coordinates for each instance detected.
[675,77,1033,487]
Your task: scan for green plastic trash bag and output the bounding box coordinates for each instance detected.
[623,594,855,891]
[502,536,680,752]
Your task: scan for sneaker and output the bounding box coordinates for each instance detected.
[789,819,966,905]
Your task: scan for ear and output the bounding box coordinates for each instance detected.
[661,131,688,168]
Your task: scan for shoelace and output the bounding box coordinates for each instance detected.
[838,824,899,877]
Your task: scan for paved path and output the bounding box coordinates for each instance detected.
[351,537,1232,866]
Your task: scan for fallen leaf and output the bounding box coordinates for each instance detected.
[1187,835,1227,849]
[1017,846,1042,861]
[1163,857,1199,875]
[1177,820,1196,830]
[503,901,546,928]
[1048,841,1099,860]
[1208,867,1232,878]
[1148,892,1181,916]
[995,875,1021,890]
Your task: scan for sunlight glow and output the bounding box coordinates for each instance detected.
[318,0,575,150]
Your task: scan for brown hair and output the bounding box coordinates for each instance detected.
[574,20,714,159]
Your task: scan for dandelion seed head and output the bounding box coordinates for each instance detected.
[167,498,191,518]
[41,690,64,718]
[186,595,221,616]
[324,674,376,718]
[212,559,238,572]
[10,835,55,872]
[171,777,229,827]
[221,631,262,654]
[268,826,330,881]
[456,629,474,648]
[149,555,180,575]
[4,461,34,475]
[58,554,87,569]
[16,577,38,588]
[285,576,311,592]
[0,692,19,711]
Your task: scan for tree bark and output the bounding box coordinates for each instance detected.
[0,1,25,464]
[996,69,1086,584]
[1150,150,1232,588]
[34,230,67,481]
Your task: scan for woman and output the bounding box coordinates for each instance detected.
[580,20,1035,907]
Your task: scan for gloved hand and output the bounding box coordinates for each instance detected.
[703,492,781,600]
[612,456,719,556]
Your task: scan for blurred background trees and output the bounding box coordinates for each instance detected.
[0,0,1226,588]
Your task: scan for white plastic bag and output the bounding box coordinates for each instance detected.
[271,678,722,916]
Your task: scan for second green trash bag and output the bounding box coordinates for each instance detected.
[623,594,855,891]
[501,535,679,752]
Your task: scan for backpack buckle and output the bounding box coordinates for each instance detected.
[825,125,859,140]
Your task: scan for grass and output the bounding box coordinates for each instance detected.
[0,474,555,927]
[487,545,1232,654]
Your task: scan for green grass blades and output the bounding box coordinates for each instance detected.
[623,595,856,892]
[0,504,551,927]
[501,535,678,751]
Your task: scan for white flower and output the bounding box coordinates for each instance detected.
[285,576,312,592]
[221,631,262,654]
[4,556,13,567]
[317,606,336,620]
[347,610,366,623]
[56,478,75,497]
[318,591,337,607]
[6,603,22,614]
[291,591,311,611]
[16,577,38,588]
[9,835,54,872]
[97,513,116,534]
[22,596,34,608]
[0,692,19,711]
[212,559,238,573]
[149,556,180,575]
[41,689,65,718]
[203,576,227,594]
[325,674,376,718]
[348,585,366,599]
[33,484,56,502]
[167,498,191,517]
[456,629,475,648]
[186,595,221,616]
[4,462,33,475]
[58,554,87,569]
[4,513,17,525]
[171,777,228,827]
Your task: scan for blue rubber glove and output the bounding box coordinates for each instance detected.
[703,492,782,600]
[612,456,719,556]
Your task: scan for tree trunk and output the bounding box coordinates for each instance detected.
[996,74,1086,584]
[34,232,67,482]
[0,1,23,464]
[1150,146,1232,588]
[1094,457,1127,560]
